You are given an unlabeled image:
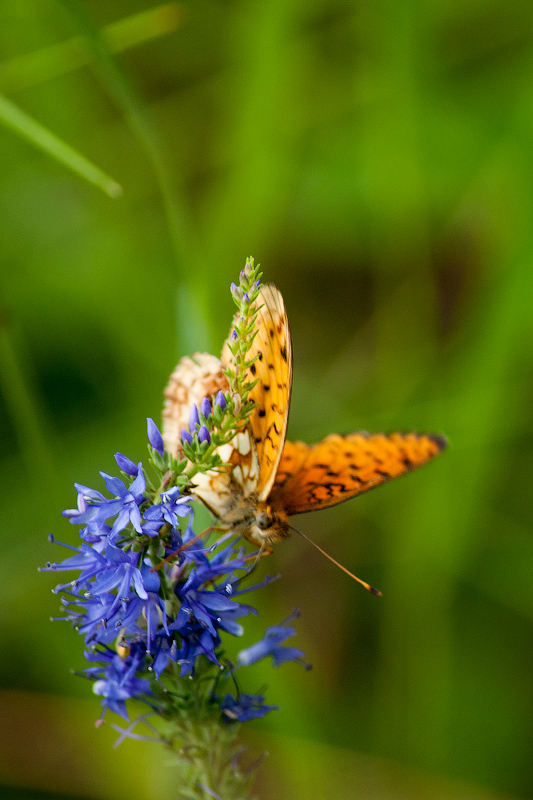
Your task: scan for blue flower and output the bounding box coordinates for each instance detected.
[85,644,152,721]
[169,555,257,675]
[67,591,144,645]
[143,486,192,530]
[237,611,310,669]
[221,693,278,722]
[46,413,309,735]
[174,567,254,639]
[150,634,178,679]
[89,543,147,604]
[67,465,147,536]
[173,628,221,676]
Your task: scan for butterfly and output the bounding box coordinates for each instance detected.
[162,284,446,584]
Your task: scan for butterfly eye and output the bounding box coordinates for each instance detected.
[257,511,270,530]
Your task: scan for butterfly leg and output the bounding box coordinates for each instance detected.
[151,524,230,572]
[240,541,273,578]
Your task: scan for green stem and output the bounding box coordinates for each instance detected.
[170,719,256,800]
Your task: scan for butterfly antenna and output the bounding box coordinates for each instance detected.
[289,525,382,596]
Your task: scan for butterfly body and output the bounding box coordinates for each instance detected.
[215,495,290,546]
[162,283,447,554]
[190,435,291,545]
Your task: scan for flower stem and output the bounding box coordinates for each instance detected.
[170,719,256,800]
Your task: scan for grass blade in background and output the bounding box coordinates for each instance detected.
[0,92,122,197]
[0,4,184,93]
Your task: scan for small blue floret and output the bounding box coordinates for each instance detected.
[147,418,165,456]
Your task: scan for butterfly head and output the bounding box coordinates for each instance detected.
[237,502,290,546]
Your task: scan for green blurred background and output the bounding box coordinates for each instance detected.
[1,1,533,798]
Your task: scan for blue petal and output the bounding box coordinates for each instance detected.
[100,473,127,497]
[129,468,146,497]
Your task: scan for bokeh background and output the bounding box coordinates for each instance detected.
[1,1,533,798]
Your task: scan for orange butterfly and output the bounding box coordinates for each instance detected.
[162,285,446,588]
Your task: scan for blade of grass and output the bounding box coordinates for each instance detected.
[0,4,185,93]
[0,92,122,197]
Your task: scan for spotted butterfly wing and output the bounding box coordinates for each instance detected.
[270,432,447,515]
[221,283,292,500]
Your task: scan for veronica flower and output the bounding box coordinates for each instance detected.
[67,464,147,536]
[85,644,152,721]
[44,260,311,800]
[143,486,192,529]
[69,591,145,645]
[221,693,278,722]
[237,611,310,669]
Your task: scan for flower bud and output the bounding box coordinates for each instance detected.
[230,282,242,302]
[188,404,200,432]
[115,452,138,476]
[215,391,227,412]
[200,397,212,419]
[243,258,254,276]
[198,425,211,445]
[147,418,165,456]
[232,393,242,414]
[181,429,193,446]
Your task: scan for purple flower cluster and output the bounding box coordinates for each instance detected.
[180,391,226,447]
[43,420,308,729]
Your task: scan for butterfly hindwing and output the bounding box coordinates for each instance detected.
[222,284,292,501]
[271,439,310,493]
[270,432,447,515]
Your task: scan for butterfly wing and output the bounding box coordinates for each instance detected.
[270,432,447,515]
[222,283,293,501]
[162,353,230,456]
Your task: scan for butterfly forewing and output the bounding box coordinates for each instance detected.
[222,284,292,502]
[270,432,446,515]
